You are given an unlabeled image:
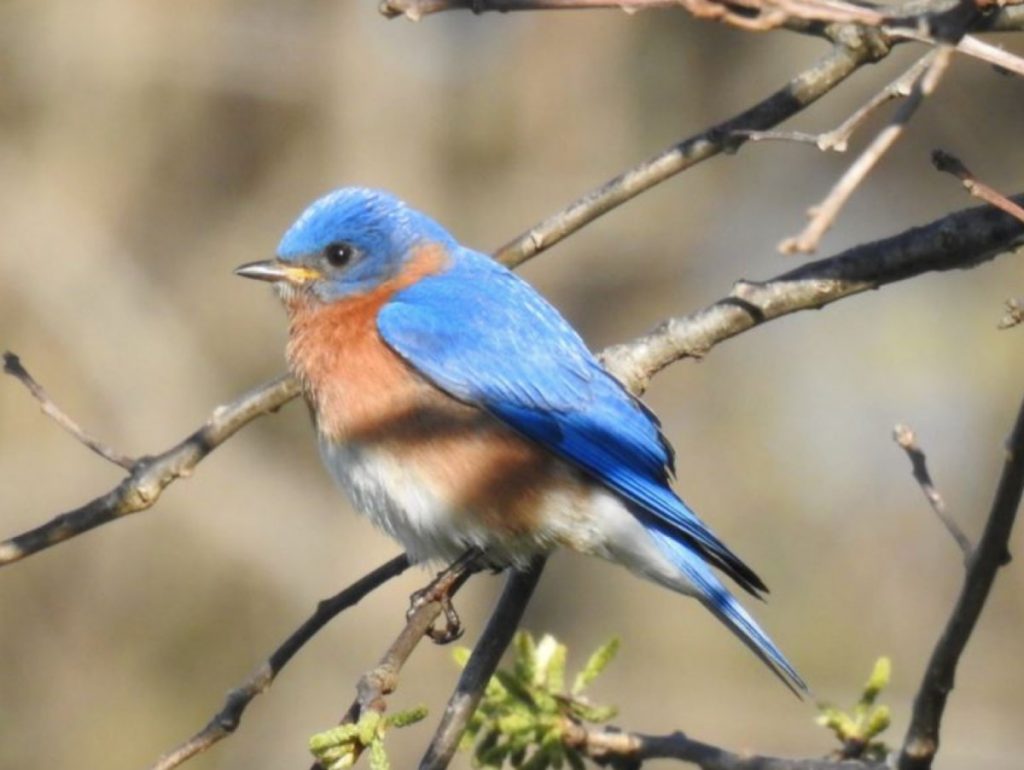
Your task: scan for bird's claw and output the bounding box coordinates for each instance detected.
[407,548,482,644]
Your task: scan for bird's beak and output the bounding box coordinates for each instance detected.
[234,260,322,285]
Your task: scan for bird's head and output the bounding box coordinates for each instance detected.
[235,187,456,303]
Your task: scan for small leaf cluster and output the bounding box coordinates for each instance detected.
[816,656,892,761]
[457,631,620,770]
[309,705,428,770]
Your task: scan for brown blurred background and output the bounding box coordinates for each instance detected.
[1,3,1022,769]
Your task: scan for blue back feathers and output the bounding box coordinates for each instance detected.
[282,188,805,693]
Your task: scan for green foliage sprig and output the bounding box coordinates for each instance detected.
[456,631,620,770]
[309,705,428,770]
[816,656,892,761]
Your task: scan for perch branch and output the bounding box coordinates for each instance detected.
[932,150,1024,224]
[148,554,411,770]
[3,352,135,470]
[893,424,972,563]
[0,373,300,566]
[780,47,953,254]
[897,393,1024,770]
[418,556,548,770]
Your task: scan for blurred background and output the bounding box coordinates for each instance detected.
[1,2,1022,769]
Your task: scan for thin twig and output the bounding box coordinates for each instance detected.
[736,52,937,153]
[148,554,411,770]
[0,373,301,566]
[418,556,547,770]
[897,394,1024,770]
[893,424,973,563]
[932,150,1024,224]
[3,351,136,470]
[780,47,954,254]
[563,722,885,769]
[492,41,874,268]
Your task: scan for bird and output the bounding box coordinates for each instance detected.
[235,187,805,693]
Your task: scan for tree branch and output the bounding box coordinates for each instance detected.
[149,554,411,770]
[418,556,548,770]
[492,41,876,268]
[780,47,953,254]
[564,723,886,769]
[897,394,1024,770]
[932,150,1024,224]
[893,423,972,563]
[0,373,300,566]
[601,195,1024,394]
[3,351,135,470]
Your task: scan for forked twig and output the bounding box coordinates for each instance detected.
[898,395,1024,770]
[780,47,954,254]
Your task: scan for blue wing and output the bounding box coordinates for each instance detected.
[377,248,766,597]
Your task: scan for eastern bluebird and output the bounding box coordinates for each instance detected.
[236,187,805,693]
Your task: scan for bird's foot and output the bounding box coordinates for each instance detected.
[407,547,483,644]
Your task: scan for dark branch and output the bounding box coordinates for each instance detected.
[419,556,547,770]
[897,394,1024,770]
[893,424,972,563]
[564,723,886,769]
[148,554,411,770]
[3,351,135,470]
[602,195,1024,394]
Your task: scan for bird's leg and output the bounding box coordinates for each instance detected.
[408,547,484,644]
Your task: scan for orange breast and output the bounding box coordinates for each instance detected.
[284,247,584,538]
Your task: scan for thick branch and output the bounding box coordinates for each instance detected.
[0,374,300,566]
[897,394,1024,770]
[564,724,885,769]
[418,556,547,770]
[149,554,411,770]
[602,196,1024,393]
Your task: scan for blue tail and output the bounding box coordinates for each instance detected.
[648,528,807,695]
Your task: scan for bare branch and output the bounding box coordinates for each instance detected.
[0,373,301,566]
[893,424,972,562]
[898,394,1024,770]
[148,554,411,770]
[3,351,135,470]
[736,51,937,153]
[492,42,874,268]
[418,556,547,770]
[932,150,1024,224]
[602,194,1024,394]
[780,47,953,254]
[563,723,886,769]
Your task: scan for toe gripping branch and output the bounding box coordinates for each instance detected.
[408,548,486,644]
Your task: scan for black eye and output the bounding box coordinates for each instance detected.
[323,242,353,268]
